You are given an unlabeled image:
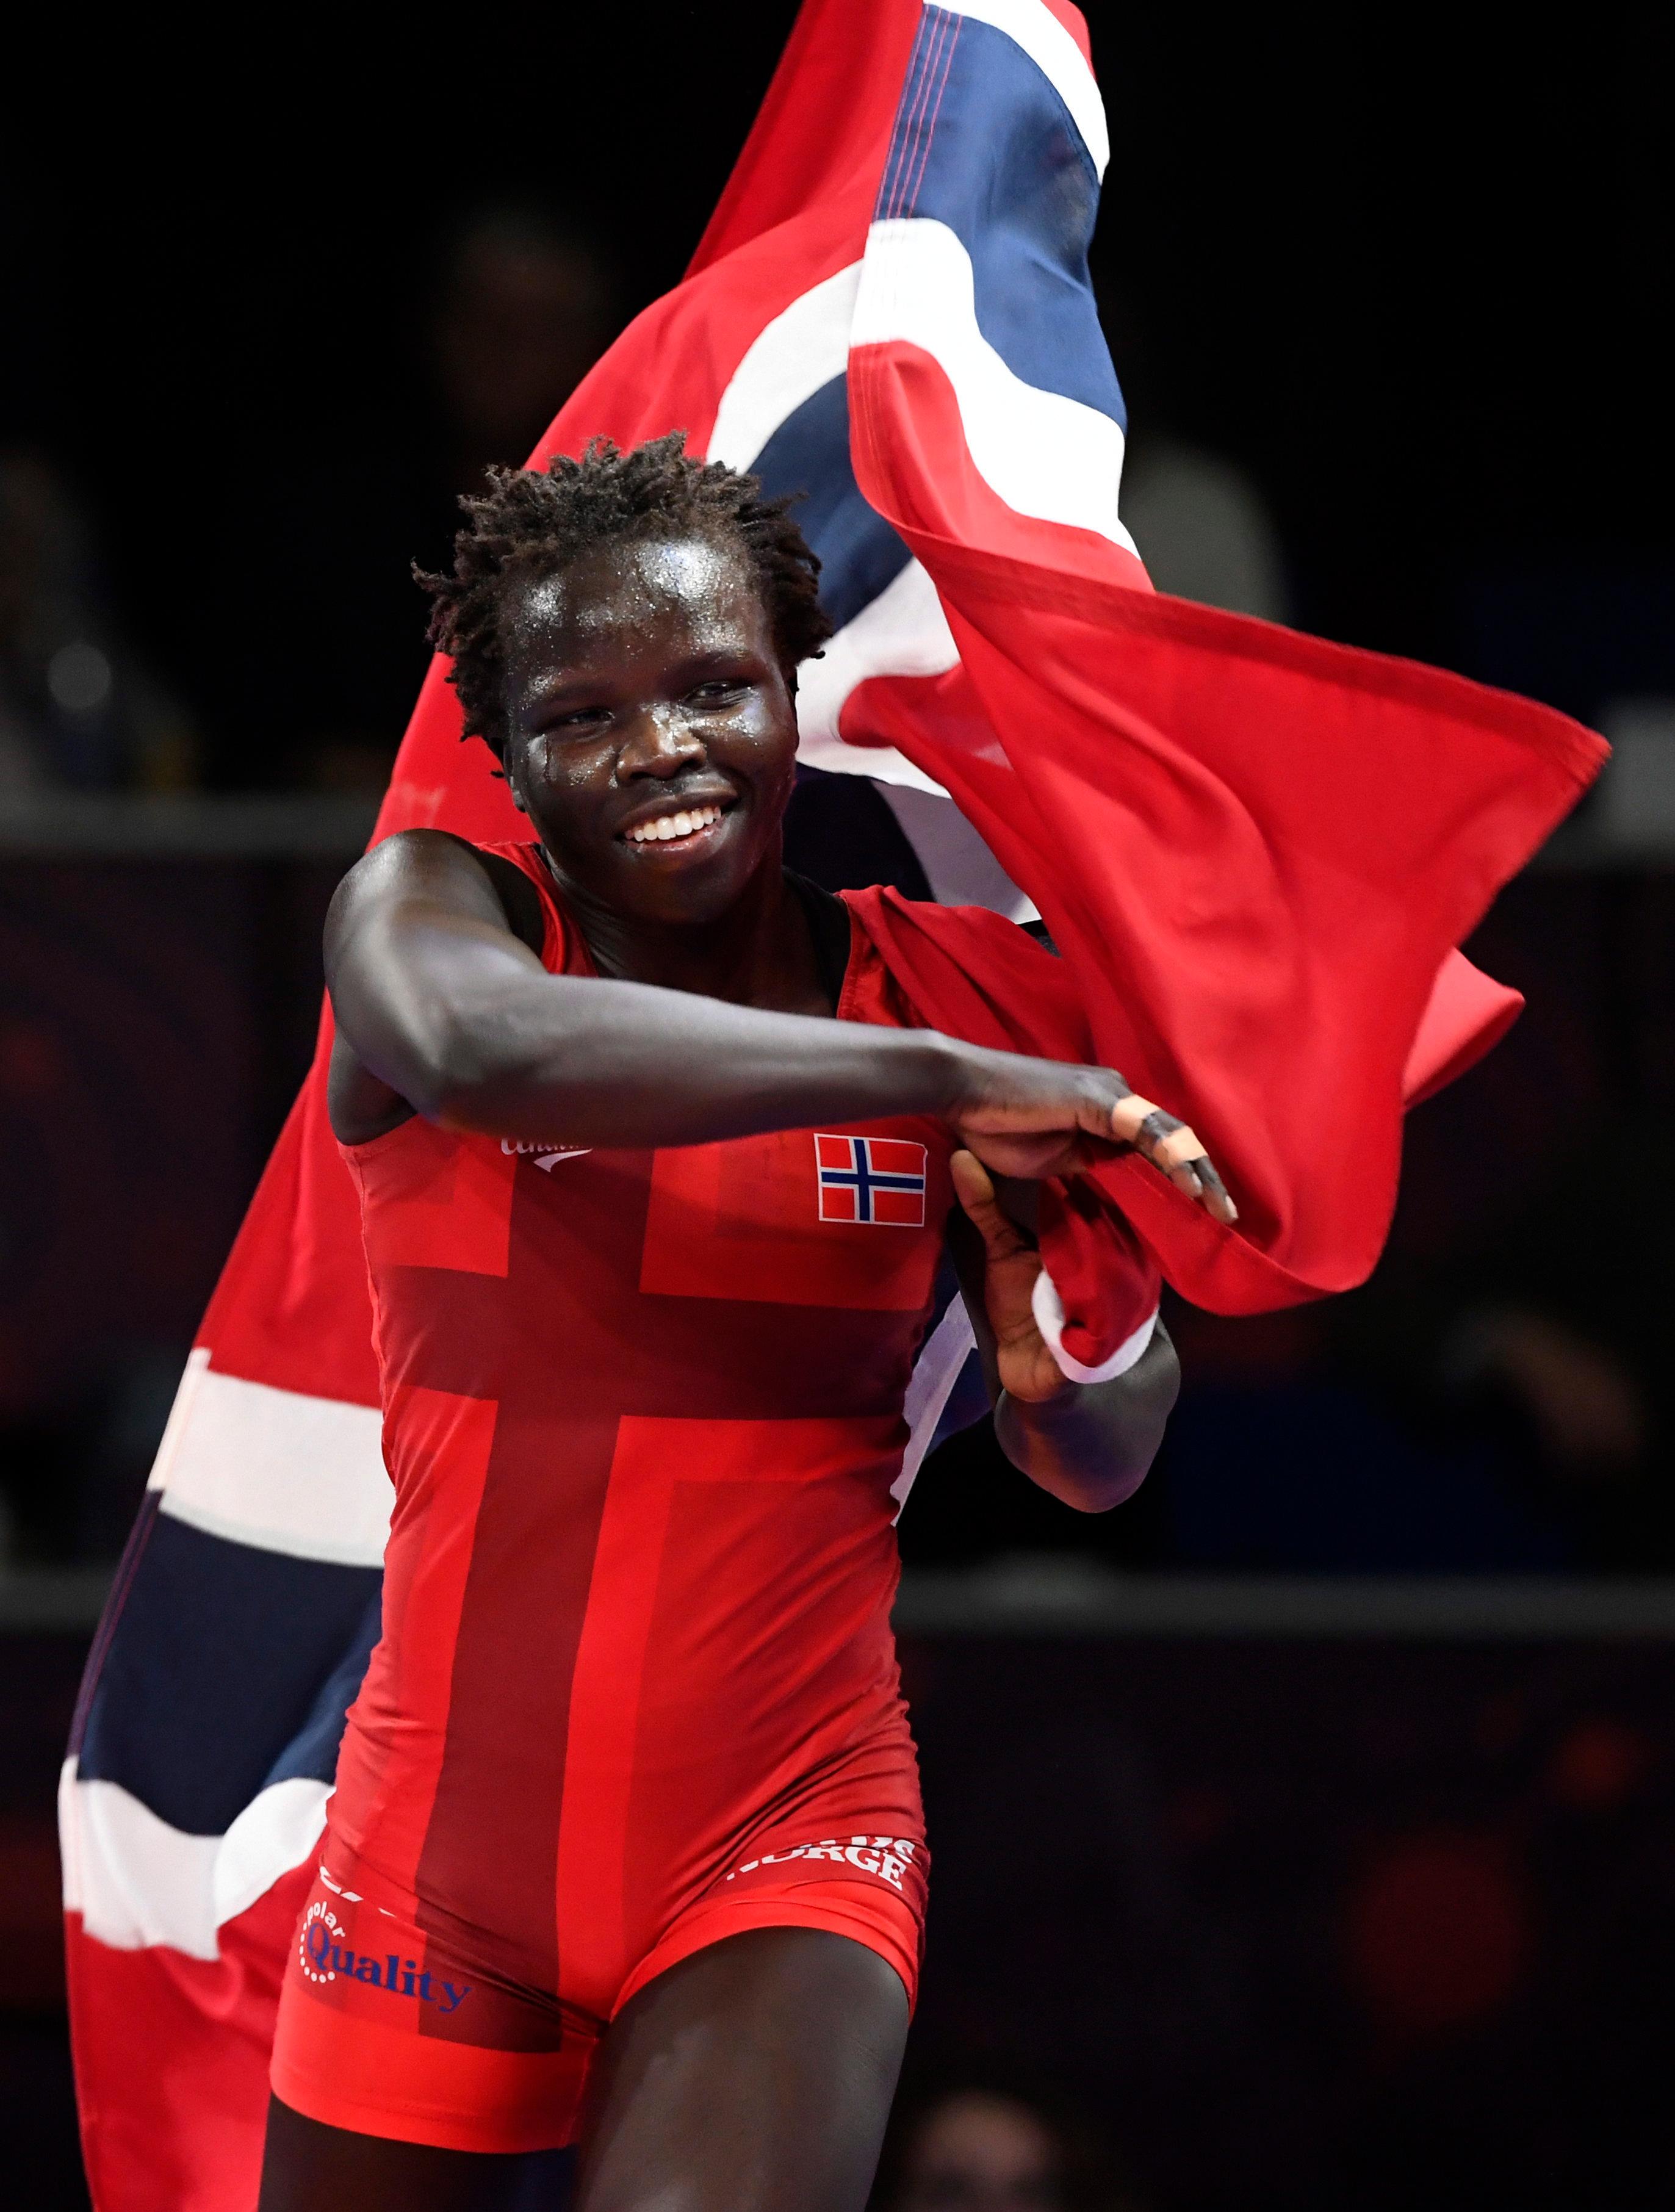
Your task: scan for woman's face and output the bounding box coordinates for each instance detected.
[499,531,799,929]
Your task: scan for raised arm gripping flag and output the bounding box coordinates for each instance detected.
[62,3,1604,2204]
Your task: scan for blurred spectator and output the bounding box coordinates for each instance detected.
[1154,1301,1579,1574]
[1443,1308,1647,1474]
[1453,558,1675,730]
[432,206,619,508]
[874,2079,1150,2212]
[1106,287,1292,627]
[1154,1104,1675,1575]
[0,450,196,790]
[1120,434,1292,624]
[278,206,621,798]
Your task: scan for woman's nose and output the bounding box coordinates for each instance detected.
[617,706,705,776]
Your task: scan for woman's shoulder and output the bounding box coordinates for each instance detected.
[353,832,565,970]
[471,839,580,972]
[337,826,532,907]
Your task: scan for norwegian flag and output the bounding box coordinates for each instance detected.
[61,3,1602,2207]
[815,1136,930,1226]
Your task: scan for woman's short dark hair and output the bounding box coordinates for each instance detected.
[416,431,834,757]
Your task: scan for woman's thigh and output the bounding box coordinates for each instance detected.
[256,2096,575,2212]
[574,1926,910,2212]
[256,1925,906,2212]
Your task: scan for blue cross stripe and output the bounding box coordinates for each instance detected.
[819,1139,925,1223]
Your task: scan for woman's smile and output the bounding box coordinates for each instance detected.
[618,792,739,855]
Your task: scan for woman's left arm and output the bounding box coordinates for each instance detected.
[946,1151,1180,1512]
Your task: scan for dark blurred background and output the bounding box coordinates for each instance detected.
[2,5,1672,2206]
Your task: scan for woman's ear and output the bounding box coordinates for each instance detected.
[495,733,530,812]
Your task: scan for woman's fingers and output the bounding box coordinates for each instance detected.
[954,1053,1237,1225]
[951,1151,1057,1393]
[949,1145,995,1216]
[1180,1149,1237,1223]
[1108,1093,1175,1150]
[949,1149,1037,1263]
[1109,1095,1239,1225]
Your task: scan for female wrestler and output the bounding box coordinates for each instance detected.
[258,436,1228,2212]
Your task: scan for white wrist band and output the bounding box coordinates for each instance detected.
[1030,1269,1159,1386]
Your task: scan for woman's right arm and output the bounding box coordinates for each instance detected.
[324,830,1231,1218]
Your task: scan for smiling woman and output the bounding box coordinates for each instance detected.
[494,527,807,934]
[263,434,1219,2212]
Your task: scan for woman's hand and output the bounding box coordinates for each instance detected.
[949,1150,1067,1403]
[945,1042,1236,1225]
[947,1147,1183,1505]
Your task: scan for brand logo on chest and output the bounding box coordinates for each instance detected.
[502,1138,592,1173]
[814,1135,928,1227]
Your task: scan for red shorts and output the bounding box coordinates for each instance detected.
[271,1831,926,2154]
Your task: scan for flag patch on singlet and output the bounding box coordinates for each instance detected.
[815,1136,927,1227]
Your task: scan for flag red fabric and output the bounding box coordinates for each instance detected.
[832,470,1599,1326]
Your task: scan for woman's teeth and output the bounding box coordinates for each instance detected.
[625,805,724,845]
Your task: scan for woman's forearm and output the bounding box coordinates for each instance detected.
[412,967,964,1150]
[327,835,1158,1167]
[994,1322,1180,1511]
[326,829,976,1150]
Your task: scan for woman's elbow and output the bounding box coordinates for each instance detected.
[1046,1449,1158,1515]
[999,1416,1165,1512]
